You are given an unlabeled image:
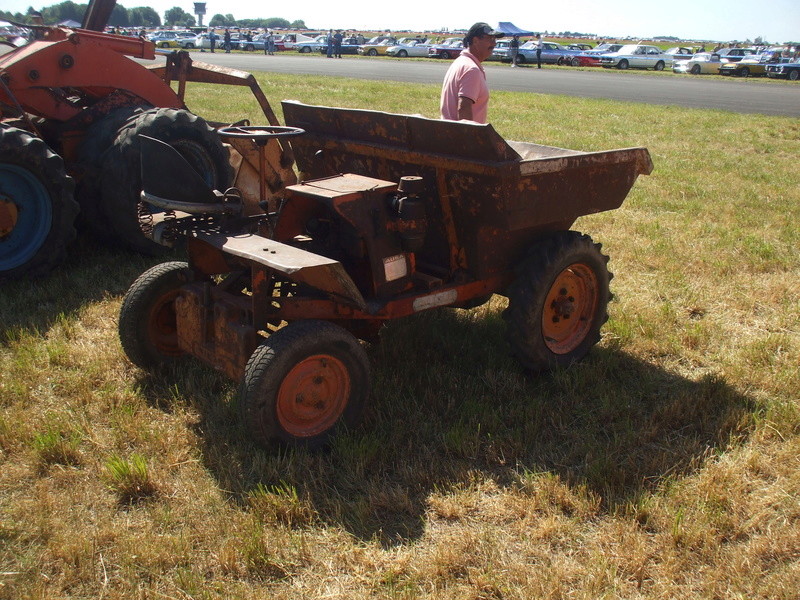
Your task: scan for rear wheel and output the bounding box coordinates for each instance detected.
[100,108,232,255]
[790,69,800,81]
[239,320,370,448]
[0,127,78,279]
[571,57,580,67]
[503,231,611,372]
[691,64,701,74]
[617,59,629,70]
[515,54,525,65]
[367,48,378,56]
[557,56,565,65]
[739,67,750,77]
[118,261,193,369]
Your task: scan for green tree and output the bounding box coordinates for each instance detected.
[290,20,306,29]
[129,6,161,27]
[164,6,192,26]
[208,13,226,27]
[108,4,130,27]
[41,1,83,25]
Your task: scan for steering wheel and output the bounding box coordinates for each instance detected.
[217,125,305,141]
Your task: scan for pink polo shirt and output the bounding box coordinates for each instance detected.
[440,50,489,124]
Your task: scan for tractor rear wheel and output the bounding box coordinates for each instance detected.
[503,231,611,372]
[118,261,193,369]
[76,105,149,242]
[0,127,78,279]
[239,320,370,448]
[100,108,233,255]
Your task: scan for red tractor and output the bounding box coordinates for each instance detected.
[0,0,294,279]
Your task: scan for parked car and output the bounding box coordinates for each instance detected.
[569,43,623,66]
[599,44,673,70]
[672,52,724,74]
[664,46,696,60]
[148,31,184,48]
[719,52,782,77]
[274,32,318,52]
[766,60,800,80]
[495,40,582,65]
[386,39,431,58]
[428,37,464,59]
[357,35,401,56]
[568,43,594,51]
[295,35,328,53]
[715,47,757,63]
[316,36,362,55]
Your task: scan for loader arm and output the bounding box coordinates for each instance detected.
[0,28,182,122]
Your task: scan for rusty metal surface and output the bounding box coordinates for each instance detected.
[282,101,652,281]
[188,230,367,310]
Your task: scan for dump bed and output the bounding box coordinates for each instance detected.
[282,101,652,278]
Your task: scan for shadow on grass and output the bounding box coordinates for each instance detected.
[0,236,181,338]
[131,304,757,548]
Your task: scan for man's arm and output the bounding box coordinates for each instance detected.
[457,96,475,121]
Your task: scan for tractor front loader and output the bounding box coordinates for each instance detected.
[0,0,294,279]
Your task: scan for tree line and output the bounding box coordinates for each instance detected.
[0,1,305,30]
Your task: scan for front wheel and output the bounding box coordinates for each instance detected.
[739,67,750,77]
[440,50,450,59]
[299,46,311,53]
[691,64,701,74]
[557,57,565,65]
[503,231,611,372]
[397,50,408,58]
[654,61,665,71]
[790,70,800,81]
[367,48,378,56]
[118,261,193,369]
[239,321,370,448]
[571,57,580,67]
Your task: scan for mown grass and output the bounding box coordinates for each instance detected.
[0,73,798,599]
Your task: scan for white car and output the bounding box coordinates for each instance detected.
[385,40,430,58]
[599,44,673,70]
[673,52,724,75]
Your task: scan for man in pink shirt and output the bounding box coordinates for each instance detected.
[440,23,504,124]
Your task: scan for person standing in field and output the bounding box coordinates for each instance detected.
[510,35,519,67]
[535,34,543,68]
[440,22,504,124]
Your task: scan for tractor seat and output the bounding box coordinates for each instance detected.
[138,134,228,213]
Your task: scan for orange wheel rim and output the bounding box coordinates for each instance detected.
[147,290,182,356]
[542,263,599,354]
[277,355,350,437]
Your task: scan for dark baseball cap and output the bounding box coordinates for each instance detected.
[465,22,504,43]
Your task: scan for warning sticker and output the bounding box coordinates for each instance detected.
[383,254,407,282]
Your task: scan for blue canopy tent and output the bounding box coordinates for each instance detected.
[496,22,535,37]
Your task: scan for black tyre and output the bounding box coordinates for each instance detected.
[571,57,580,67]
[618,59,629,70]
[99,108,233,254]
[515,54,525,65]
[739,67,750,77]
[244,43,254,51]
[691,64,701,74]
[299,46,311,53]
[0,126,78,279]
[440,50,450,59]
[76,105,149,242]
[790,70,800,81]
[557,57,565,65]
[367,48,378,56]
[118,261,193,369]
[239,320,370,449]
[184,42,195,49]
[654,61,665,71]
[503,231,611,372]
[397,50,408,58]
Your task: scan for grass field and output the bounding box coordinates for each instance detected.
[1,73,798,599]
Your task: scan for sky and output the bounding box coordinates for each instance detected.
[4,0,799,43]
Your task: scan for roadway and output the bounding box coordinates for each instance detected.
[156,52,800,118]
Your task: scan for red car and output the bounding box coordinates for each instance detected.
[428,37,464,59]
[569,43,622,67]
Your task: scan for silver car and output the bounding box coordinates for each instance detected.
[599,44,673,70]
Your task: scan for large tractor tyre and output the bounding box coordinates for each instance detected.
[0,126,78,279]
[503,231,611,372]
[239,320,370,449]
[76,105,150,241]
[118,261,193,370]
[100,108,233,255]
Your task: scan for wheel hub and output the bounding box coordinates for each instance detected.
[542,263,599,354]
[277,354,350,437]
[0,196,18,238]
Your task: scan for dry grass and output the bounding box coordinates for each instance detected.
[0,73,798,599]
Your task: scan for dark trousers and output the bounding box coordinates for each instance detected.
[536,49,542,68]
